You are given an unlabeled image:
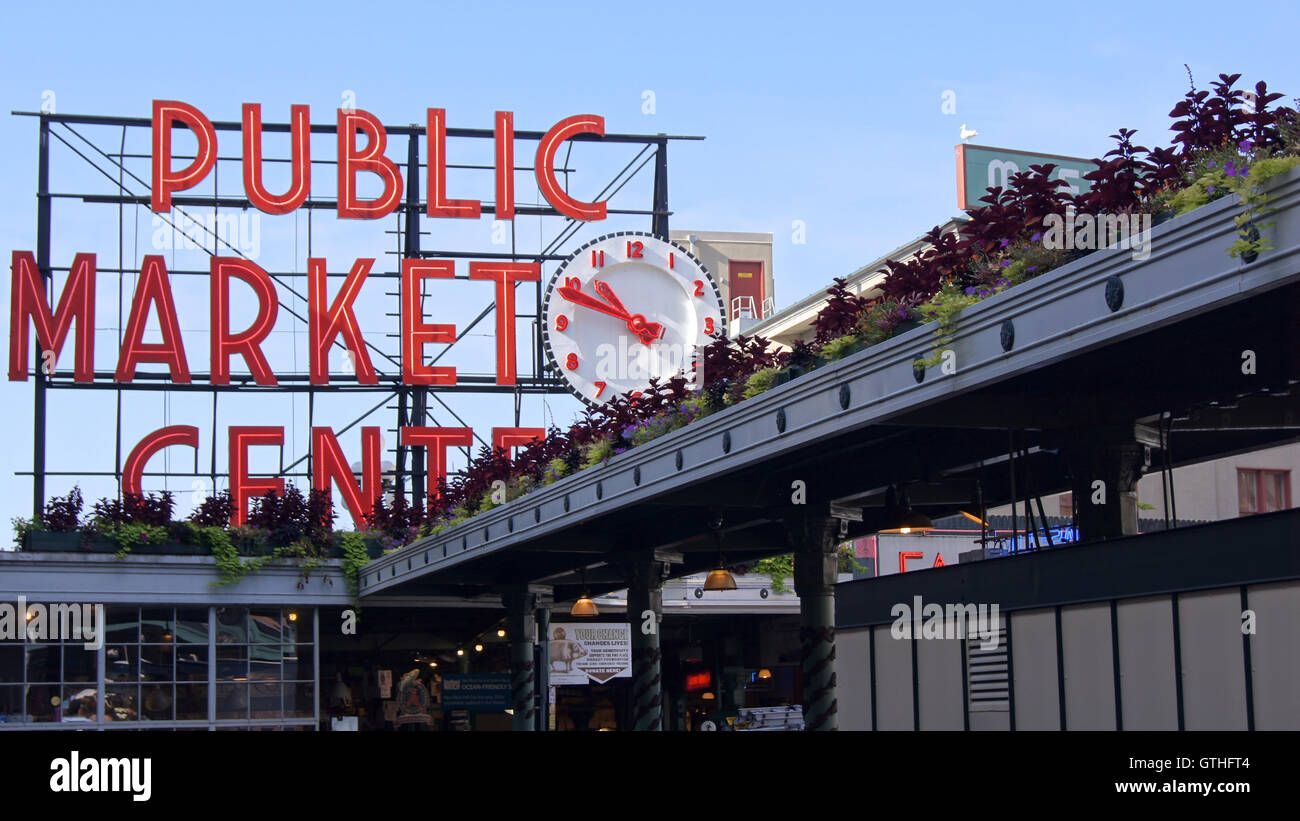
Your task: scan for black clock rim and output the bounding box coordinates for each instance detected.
[540,230,727,408]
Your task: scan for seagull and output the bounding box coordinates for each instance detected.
[960,123,978,142]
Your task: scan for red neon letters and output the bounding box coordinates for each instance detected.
[210,257,279,386]
[229,426,285,527]
[242,103,311,214]
[308,257,376,385]
[9,251,96,382]
[117,255,190,383]
[123,426,199,497]
[151,100,217,212]
[401,259,458,386]
[468,262,540,386]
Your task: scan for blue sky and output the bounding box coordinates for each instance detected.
[2,0,1298,534]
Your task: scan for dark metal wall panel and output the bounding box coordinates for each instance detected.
[837,628,874,731]
[1115,595,1179,730]
[1011,608,1060,730]
[1179,589,1249,730]
[1246,580,1300,730]
[873,625,914,731]
[1061,603,1117,730]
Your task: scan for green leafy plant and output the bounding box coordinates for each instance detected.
[752,553,795,594]
[581,437,615,470]
[339,531,371,602]
[94,520,170,558]
[741,367,779,400]
[817,335,863,364]
[11,517,44,549]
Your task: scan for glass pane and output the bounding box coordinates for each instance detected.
[63,685,99,722]
[106,685,139,722]
[250,679,281,719]
[25,646,59,682]
[105,646,137,683]
[214,607,248,644]
[285,682,314,718]
[140,608,173,643]
[1239,470,1258,513]
[25,684,58,722]
[62,645,96,683]
[106,607,139,644]
[141,684,174,721]
[1263,473,1287,512]
[0,685,23,724]
[175,608,209,644]
[176,646,208,682]
[0,645,22,683]
[217,645,248,681]
[281,646,308,682]
[248,608,283,643]
[216,683,248,719]
[175,684,207,721]
[139,645,174,682]
[249,644,281,683]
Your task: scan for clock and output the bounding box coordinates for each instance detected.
[542,232,725,406]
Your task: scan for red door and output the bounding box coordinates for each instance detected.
[728,260,765,320]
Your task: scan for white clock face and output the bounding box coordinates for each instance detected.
[542,232,725,406]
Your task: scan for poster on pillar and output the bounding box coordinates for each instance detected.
[547,623,632,684]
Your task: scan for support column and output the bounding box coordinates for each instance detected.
[625,555,670,731]
[788,516,841,731]
[1063,427,1150,542]
[504,588,538,731]
[536,605,551,732]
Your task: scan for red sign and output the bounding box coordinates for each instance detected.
[8,102,619,525]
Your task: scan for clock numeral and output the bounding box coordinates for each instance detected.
[555,315,569,332]
[694,280,704,297]
[590,250,605,267]
[565,276,581,290]
[566,353,579,370]
[626,241,644,259]
[704,317,715,335]
[593,381,607,397]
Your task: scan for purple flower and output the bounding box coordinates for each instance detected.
[997,278,1010,287]
[964,286,976,295]
[1238,139,1254,153]
[1225,161,1238,177]
[999,260,1010,268]
[999,238,1010,247]
[979,290,990,297]
[614,447,627,455]
[1027,265,1039,272]
[1207,160,1215,168]
[896,307,907,318]
[1207,185,1215,195]
[1031,232,1042,241]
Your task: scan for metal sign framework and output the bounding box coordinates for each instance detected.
[13,108,703,516]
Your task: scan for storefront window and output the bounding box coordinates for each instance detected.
[2,605,315,728]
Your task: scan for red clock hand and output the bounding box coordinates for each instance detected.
[558,286,631,321]
[592,280,663,344]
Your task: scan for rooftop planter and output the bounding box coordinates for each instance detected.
[361,156,1300,596]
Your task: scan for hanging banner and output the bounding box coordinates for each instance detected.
[547,622,631,684]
